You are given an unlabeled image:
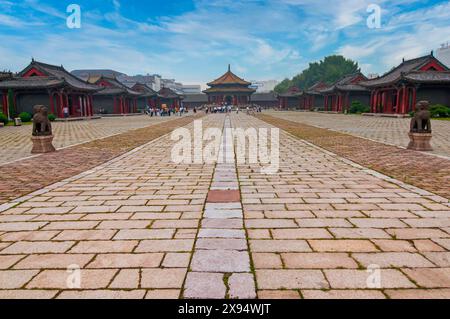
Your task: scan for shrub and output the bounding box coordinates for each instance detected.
[0,112,8,125]
[48,113,56,122]
[18,112,32,123]
[349,100,370,114]
[429,104,450,118]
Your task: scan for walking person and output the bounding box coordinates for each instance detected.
[63,106,69,120]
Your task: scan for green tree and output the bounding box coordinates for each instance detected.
[274,55,360,93]
[274,78,292,93]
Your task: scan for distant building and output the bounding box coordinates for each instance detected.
[437,42,450,67]
[87,74,142,115]
[183,93,208,109]
[250,80,279,93]
[161,79,184,94]
[182,85,202,94]
[204,65,255,105]
[0,60,99,118]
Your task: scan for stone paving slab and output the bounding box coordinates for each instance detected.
[0,114,222,299]
[267,111,450,158]
[0,115,180,166]
[256,113,450,199]
[232,114,450,299]
[0,114,203,205]
[0,113,449,299]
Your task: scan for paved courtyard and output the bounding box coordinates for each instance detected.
[0,115,179,165]
[266,111,450,158]
[0,114,449,299]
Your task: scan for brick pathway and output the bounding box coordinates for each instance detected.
[266,111,450,158]
[257,114,450,200]
[233,114,450,299]
[0,115,179,165]
[0,115,202,206]
[0,113,449,299]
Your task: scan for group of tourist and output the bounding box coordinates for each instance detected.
[145,105,188,117]
[201,104,263,115]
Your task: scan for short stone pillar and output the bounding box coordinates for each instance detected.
[31,105,56,154]
[407,100,433,152]
[31,135,56,154]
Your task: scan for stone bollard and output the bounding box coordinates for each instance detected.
[407,101,433,152]
[31,105,56,154]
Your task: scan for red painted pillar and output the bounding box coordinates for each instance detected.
[48,92,54,115]
[369,91,373,113]
[412,87,417,112]
[387,91,392,113]
[395,88,401,114]
[59,92,64,118]
[402,86,408,114]
[372,90,377,113]
[90,95,94,116]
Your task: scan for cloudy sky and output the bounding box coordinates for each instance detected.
[0,0,449,86]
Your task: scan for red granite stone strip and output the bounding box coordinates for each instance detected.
[206,190,241,203]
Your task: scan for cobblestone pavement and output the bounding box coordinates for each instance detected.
[0,114,449,299]
[257,114,450,200]
[266,111,450,158]
[0,115,179,165]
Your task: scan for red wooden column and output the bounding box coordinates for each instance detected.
[395,88,401,114]
[134,98,137,113]
[401,85,408,114]
[59,92,64,118]
[372,90,377,113]
[324,95,328,111]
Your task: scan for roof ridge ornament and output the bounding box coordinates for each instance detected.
[228,64,231,72]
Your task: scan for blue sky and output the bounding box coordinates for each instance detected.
[0,0,449,86]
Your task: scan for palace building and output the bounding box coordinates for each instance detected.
[204,65,255,105]
[0,60,99,118]
[157,87,184,110]
[88,75,142,115]
[277,86,302,110]
[131,82,158,111]
[361,54,450,114]
[318,73,370,113]
[300,82,328,111]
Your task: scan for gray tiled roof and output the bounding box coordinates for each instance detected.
[403,71,450,83]
[183,94,208,103]
[251,92,278,102]
[89,75,142,96]
[319,73,368,94]
[19,60,100,91]
[0,76,64,89]
[361,55,449,87]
